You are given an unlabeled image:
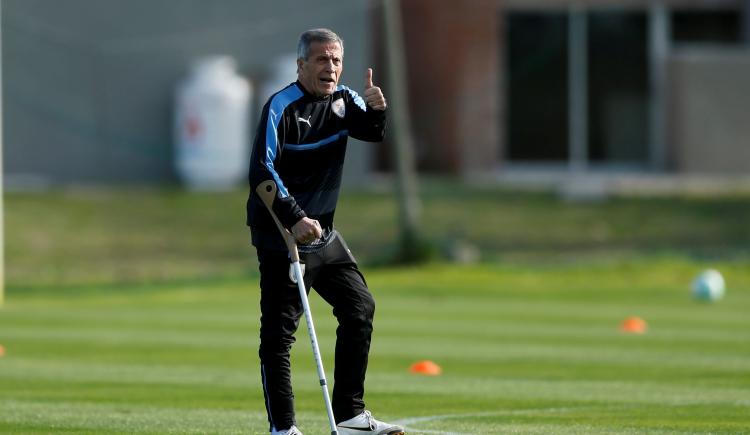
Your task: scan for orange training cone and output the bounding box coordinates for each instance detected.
[409,360,442,376]
[0,344,5,357]
[620,316,647,334]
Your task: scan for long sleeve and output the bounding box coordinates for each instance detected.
[339,86,387,142]
[248,96,306,230]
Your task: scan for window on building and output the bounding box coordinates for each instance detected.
[672,9,743,44]
[506,13,569,162]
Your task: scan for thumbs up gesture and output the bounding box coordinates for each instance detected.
[363,68,387,111]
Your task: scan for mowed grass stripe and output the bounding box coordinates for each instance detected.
[4,318,746,375]
[0,326,257,348]
[4,306,747,350]
[4,335,747,388]
[0,399,275,434]
[0,358,258,387]
[358,370,750,406]
[0,308,256,329]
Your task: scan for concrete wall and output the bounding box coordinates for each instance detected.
[3,0,374,187]
[669,49,750,174]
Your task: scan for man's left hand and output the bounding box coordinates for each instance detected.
[363,68,387,111]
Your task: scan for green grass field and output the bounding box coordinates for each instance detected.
[2,185,750,433]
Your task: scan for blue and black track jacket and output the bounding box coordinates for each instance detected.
[246,81,386,251]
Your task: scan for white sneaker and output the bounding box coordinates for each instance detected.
[336,411,404,435]
[271,425,303,435]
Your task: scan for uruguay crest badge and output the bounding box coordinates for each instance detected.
[332,98,345,118]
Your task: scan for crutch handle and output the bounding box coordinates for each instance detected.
[256,180,300,262]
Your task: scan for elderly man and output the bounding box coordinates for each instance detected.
[246,28,405,435]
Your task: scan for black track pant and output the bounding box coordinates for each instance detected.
[257,232,374,432]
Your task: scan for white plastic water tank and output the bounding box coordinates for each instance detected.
[259,53,298,111]
[175,56,251,190]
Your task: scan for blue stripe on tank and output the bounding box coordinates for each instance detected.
[285,130,349,151]
[337,85,367,111]
[265,83,304,197]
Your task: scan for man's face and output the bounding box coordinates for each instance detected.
[297,41,343,97]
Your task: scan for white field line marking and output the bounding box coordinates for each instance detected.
[394,407,581,435]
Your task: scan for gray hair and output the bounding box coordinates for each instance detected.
[297,28,344,61]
